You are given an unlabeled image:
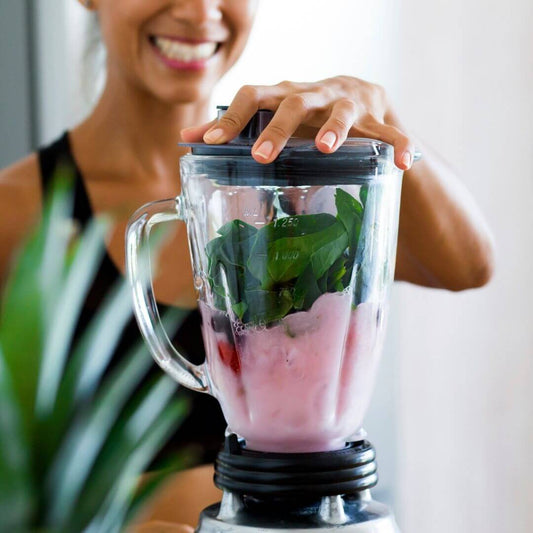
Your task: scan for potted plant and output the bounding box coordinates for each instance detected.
[0,172,189,532]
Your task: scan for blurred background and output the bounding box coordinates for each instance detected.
[1,0,532,531]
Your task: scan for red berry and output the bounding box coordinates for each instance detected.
[217,340,241,374]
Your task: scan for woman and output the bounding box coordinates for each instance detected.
[0,0,494,530]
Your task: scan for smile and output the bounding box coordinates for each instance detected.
[150,35,220,67]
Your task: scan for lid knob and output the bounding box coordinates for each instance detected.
[217,106,273,142]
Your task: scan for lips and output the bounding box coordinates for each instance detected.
[149,35,220,67]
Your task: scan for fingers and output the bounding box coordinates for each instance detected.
[251,92,326,163]
[196,78,415,170]
[202,85,279,145]
[180,119,217,143]
[352,119,415,170]
[315,99,361,154]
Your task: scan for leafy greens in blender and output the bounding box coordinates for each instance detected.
[206,188,365,326]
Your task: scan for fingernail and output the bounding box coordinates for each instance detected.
[320,131,337,149]
[253,140,274,161]
[401,151,412,169]
[204,128,226,143]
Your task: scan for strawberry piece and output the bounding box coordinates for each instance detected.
[217,340,241,374]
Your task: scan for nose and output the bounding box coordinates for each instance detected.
[168,0,223,24]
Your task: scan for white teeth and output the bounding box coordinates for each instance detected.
[153,37,217,62]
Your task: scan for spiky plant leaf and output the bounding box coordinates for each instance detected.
[0,349,34,529]
[0,174,191,532]
[84,398,187,533]
[36,216,108,418]
[70,387,188,533]
[39,279,134,469]
[0,172,72,439]
[44,342,156,527]
[124,450,192,526]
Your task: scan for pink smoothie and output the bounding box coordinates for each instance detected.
[200,292,384,453]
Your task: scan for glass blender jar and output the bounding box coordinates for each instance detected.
[126,108,409,532]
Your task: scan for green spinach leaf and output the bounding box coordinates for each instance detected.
[205,188,366,326]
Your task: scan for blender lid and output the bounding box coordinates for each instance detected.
[180,106,393,160]
[179,107,399,185]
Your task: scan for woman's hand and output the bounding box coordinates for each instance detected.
[181,76,494,290]
[180,76,415,169]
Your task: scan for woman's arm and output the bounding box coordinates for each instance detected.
[394,134,495,290]
[0,154,42,287]
[129,465,221,531]
[182,76,495,291]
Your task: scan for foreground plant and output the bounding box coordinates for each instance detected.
[0,173,188,532]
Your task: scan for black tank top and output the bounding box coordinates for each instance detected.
[37,132,226,465]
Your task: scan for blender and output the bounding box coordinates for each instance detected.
[126,107,410,532]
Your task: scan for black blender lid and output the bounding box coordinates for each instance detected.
[179,106,398,186]
[180,106,393,159]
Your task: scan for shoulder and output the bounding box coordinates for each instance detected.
[0,152,42,220]
[0,153,42,285]
[0,152,41,191]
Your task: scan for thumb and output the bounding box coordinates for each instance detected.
[180,119,218,143]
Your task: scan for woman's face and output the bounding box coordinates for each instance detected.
[93,0,257,104]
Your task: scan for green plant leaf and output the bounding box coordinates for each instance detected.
[249,214,343,287]
[325,256,347,292]
[67,390,188,533]
[292,265,322,311]
[0,175,73,439]
[205,189,365,325]
[84,398,187,533]
[43,341,155,528]
[36,217,108,419]
[124,451,191,527]
[335,188,363,257]
[359,184,369,207]
[0,349,34,530]
[39,169,75,315]
[231,301,248,320]
[243,288,293,325]
[0,175,189,533]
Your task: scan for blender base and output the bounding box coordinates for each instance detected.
[195,436,400,533]
[197,491,399,533]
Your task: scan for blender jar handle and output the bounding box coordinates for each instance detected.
[126,197,208,393]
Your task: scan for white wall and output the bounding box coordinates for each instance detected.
[212,0,400,105]
[34,0,96,144]
[395,1,533,531]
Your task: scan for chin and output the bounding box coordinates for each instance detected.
[144,73,220,106]
[159,86,213,106]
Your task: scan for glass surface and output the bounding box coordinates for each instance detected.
[181,154,402,452]
[126,140,403,453]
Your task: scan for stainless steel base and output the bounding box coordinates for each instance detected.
[196,490,400,533]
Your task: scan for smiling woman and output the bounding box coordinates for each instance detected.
[94,0,255,104]
[0,0,496,530]
[150,37,220,70]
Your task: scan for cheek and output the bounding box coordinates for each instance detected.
[225,2,257,57]
[98,0,163,58]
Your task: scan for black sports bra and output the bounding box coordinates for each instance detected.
[37,132,226,465]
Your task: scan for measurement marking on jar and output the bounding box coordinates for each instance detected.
[276,217,299,228]
[274,250,300,261]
